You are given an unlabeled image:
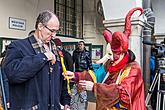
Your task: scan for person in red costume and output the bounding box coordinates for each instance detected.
[65,7,146,110]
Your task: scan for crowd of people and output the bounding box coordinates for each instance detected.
[0,7,149,110]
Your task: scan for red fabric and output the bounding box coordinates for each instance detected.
[75,61,146,110]
[118,62,146,110]
[124,7,144,38]
[74,70,94,92]
[94,83,119,109]
[107,53,129,72]
[103,29,112,43]
[97,7,145,110]
[111,32,128,53]
[94,62,146,110]
[54,38,62,46]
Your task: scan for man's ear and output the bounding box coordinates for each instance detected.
[38,23,44,31]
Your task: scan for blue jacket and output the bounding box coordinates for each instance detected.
[2,36,70,110]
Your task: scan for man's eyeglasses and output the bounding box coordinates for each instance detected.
[44,25,58,34]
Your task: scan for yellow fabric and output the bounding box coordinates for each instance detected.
[60,56,71,94]
[112,107,117,110]
[110,105,127,110]
[0,97,3,110]
[0,105,3,110]
[111,66,131,109]
[88,70,97,83]
[118,66,131,84]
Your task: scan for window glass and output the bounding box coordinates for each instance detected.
[55,0,83,38]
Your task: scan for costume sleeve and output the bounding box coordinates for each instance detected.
[93,62,143,109]
[74,70,94,82]
[74,70,95,91]
[2,42,48,84]
[93,83,119,109]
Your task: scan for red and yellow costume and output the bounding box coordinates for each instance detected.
[74,7,146,110]
[75,52,146,110]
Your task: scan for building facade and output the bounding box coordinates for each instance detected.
[0,0,164,95]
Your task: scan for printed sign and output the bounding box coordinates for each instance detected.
[9,17,26,31]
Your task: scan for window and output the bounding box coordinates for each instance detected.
[55,0,83,38]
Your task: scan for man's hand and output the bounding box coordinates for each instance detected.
[63,71,75,79]
[44,51,56,64]
[79,80,94,91]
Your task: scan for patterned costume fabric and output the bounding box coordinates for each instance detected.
[75,52,146,110]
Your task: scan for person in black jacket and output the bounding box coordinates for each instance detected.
[54,38,75,102]
[73,41,93,72]
[71,41,93,110]
[53,38,73,71]
[2,10,70,110]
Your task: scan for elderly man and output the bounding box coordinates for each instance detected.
[2,10,70,110]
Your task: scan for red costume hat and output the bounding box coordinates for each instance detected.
[53,38,62,46]
[103,7,144,53]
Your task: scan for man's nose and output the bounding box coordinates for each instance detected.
[51,33,56,37]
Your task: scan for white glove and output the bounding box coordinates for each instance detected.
[44,51,56,64]
[79,80,94,91]
[64,71,75,79]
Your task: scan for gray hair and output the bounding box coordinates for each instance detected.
[35,10,54,29]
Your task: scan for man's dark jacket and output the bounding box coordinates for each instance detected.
[62,49,73,71]
[2,36,70,110]
[73,48,93,72]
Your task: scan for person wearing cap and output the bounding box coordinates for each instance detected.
[70,41,93,110]
[54,38,73,71]
[65,7,146,110]
[73,41,93,72]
